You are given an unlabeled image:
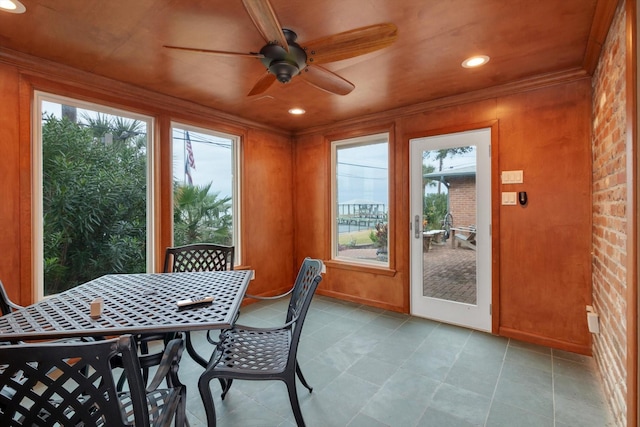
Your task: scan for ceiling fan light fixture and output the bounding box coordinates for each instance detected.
[259,29,307,85]
[462,55,490,68]
[269,60,299,83]
[0,0,25,13]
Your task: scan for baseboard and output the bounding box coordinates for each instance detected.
[315,289,405,313]
[499,326,592,355]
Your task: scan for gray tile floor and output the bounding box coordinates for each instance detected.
[178,295,616,427]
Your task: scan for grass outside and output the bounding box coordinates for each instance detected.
[338,229,375,247]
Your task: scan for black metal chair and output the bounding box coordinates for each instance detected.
[0,334,186,426]
[163,243,235,368]
[0,279,23,316]
[163,243,235,274]
[198,257,324,427]
[0,280,27,346]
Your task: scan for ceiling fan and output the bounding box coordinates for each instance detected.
[164,0,398,96]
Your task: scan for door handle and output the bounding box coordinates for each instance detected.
[414,215,421,239]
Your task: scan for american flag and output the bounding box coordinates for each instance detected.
[185,131,196,170]
[185,160,193,185]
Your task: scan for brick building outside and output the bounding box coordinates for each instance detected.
[424,165,476,230]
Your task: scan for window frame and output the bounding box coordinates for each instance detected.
[169,121,242,265]
[33,91,156,300]
[330,132,391,268]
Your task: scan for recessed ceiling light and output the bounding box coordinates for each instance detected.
[288,108,305,115]
[462,55,490,68]
[0,0,25,13]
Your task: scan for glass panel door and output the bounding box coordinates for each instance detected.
[410,128,491,331]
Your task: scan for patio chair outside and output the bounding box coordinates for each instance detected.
[454,225,477,250]
[198,257,324,427]
[0,335,186,426]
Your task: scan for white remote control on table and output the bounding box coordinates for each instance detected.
[176,296,214,308]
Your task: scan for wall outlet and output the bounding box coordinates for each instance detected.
[587,312,600,334]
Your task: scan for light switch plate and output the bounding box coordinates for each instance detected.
[501,170,524,184]
[512,170,523,183]
[502,192,517,205]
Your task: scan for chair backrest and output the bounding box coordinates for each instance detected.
[0,335,148,426]
[286,258,323,363]
[163,243,235,273]
[0,279,22,316]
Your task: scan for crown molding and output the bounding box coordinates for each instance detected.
[295,67,590,137]
[0,47,291,137]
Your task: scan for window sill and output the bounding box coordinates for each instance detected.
[324,259,397,277]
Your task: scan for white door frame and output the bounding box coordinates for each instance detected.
[410,128,492,332]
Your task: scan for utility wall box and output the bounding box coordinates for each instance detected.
[587,312,600,334]
[586,306,600,334]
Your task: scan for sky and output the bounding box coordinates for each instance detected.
[337,142,389,205]
[172,128,234,198]
[422,147,477,195]
[336,143,478,205]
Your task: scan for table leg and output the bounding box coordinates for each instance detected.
[185,331,208,368]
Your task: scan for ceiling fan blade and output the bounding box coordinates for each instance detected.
[247,73,277,96]
[164,45,264,59]
[299,66,355,96]
[303,23,398,65]
[241,0,289,52]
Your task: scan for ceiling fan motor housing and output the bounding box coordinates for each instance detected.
[260,29,307,83]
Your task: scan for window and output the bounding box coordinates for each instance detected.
[332,133,389,265]
[34,92,154,298]
[170,123,240,262]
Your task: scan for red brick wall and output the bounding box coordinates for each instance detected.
[591,2,627,425]
[449,176,476,227]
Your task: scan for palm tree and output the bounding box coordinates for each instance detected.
[80,113,145,147]
[422,163,436,196]
[425,147,473,193]
[173,183,233,245]
[61,104,77,123]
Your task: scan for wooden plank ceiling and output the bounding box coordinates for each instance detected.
[0,0,612,132]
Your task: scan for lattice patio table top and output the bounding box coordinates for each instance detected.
[0,270,253,342]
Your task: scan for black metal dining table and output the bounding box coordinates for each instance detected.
[0,270,253,366]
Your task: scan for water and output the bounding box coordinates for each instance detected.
[338,224,374,234]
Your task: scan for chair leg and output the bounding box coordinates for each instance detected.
[295,364,313,393]
[116,370,127,391]
[286,378,306,427]
[175,385,188,427]
[198,374,218,427]
[221,378,233,400]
